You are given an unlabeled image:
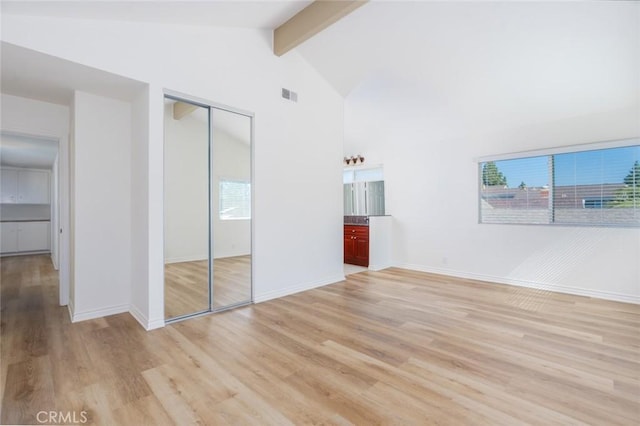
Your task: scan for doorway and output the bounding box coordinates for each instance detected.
[163,93,253,322]
[0,131,68,304]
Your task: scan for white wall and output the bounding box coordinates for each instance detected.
[164,103,251,263]
[51,156,59,268]
[2,15,345,321]
[341,1,640,303]
[345,80,640,302]
[212,127,251,259]
[163,103,209,263]
[148,85,165,326]
[130,86,155,328]
[72,91,132,320]
[164,103,252,262]
[0,94,70,306]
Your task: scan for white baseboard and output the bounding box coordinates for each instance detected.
[129,304,165,330]
[67,298,74,321]
[165,255,208,264]
[0,250,50,257]
[165,254,251,263]
[369,262,393,272]
[254,273,346,303]
[146,317,166,330]
[397,263,640,305]
[214,252,251,259]
[71,303,129,323]
[129,304,149,330]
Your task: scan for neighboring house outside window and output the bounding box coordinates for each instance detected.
[478,142,639,227]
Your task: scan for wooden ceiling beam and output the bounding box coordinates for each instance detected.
[274,0,368,57]
[173,101,199,120]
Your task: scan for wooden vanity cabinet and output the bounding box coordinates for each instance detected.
[344,225,369,267]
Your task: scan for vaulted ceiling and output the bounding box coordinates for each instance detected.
[294,1,639,124]
[1,0,313,29]
[1,0,637,124]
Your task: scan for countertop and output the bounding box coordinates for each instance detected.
[344,215,369,226]
[344,215,391,226]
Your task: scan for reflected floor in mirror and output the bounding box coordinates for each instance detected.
[164,255,251,319]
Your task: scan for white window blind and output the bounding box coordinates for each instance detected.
[479,144,639,227]
[220,179,251,220]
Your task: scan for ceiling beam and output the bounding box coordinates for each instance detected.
[173,101,199,120]
[274,0,368,57]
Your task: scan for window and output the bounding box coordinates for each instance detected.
[219,179,251,220]
[343,165,384,184]
[479,142,640,227]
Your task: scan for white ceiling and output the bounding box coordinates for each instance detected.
[1,0,637,138]
[0,42,147,169]
[0,0,312,29]
[1,42,147,105]
[1,132,58,168]
[0,1,311,105]
[295,1,640,108]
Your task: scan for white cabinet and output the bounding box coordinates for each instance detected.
[0,169,18,203]
[0,222,18,253]
[0,169,50,204]
[0,221,50,254]
[18,222,50,252]
[18,170,50,204]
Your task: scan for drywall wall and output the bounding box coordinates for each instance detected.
[2,14,345,321]
[212,126,251,259]
[130,86,155,328]
[342,1,639,303]
[163,102,209,263]
[0,94,70,306]
[164,101,252,262]
[51,157,58,269]
[72,90,132,319]
[0,94,69,137]
[345,83,640,302]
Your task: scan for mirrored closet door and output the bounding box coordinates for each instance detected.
[210,108,253,309]
[164,94,252,322]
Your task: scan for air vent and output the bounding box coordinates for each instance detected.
[282,88,298,102]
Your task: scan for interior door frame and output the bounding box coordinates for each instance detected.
[0,130,69,308]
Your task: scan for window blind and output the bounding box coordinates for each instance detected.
[219,180,251,220]
[479,144,639,227]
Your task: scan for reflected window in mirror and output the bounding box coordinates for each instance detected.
[219,179,251,220]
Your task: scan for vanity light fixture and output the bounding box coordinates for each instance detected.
[344,155,365,166]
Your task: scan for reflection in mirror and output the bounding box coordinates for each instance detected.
[164,94,253,321]
[163,98,210,319]
[211,108,252,308]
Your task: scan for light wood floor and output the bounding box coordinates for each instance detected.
[164,256,251,319]
[2,255,639,425]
